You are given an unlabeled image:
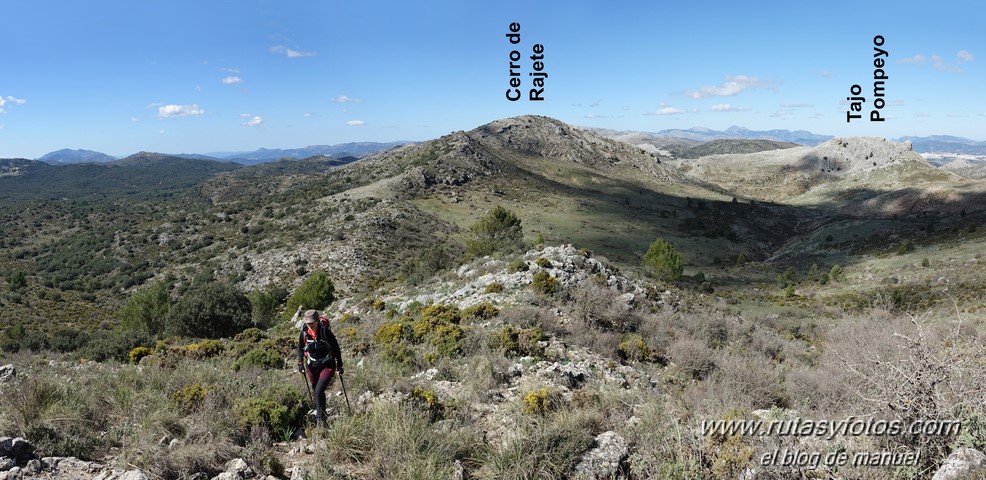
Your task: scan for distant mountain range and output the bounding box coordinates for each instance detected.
[30,130,986,166]
[39,149,117,164]
[583,126,986,156]
[33,141,415,166]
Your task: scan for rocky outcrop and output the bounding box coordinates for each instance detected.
[932,448,986,480]
[573,431,630,479]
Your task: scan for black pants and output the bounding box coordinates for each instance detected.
[306,366,335,422]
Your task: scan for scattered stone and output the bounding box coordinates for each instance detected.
[224,458,252,478]
[0,365,14,383]
[574,431,629,480]
[211,473,237,480]
[22,460,41,475]
[0,458,15,472]
[932,447,986,480]
[290,464,306,480]
[118,470,149,480]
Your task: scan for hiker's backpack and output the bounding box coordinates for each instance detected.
[304,319,335,369]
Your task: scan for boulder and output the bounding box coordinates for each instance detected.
[0,458,15,472]
[932,448,986,480]
[118,470,150,480]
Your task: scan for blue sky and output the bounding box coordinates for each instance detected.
[1,0,983,158]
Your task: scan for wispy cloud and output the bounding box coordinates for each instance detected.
[346,120,365,126]
[270,45,316,58]
[221,76,243,85]
[897,54,926,64]
[711,103,750,112]
[130,117,140,123]
[649,107,686,115]
[0,95,27,113]
[914,113,932,118]
[901,51,972,72]
[156,104,204,118]
[769,110,793,118]
[303,112,315,117]
[780,103,814,108]
[583,114,621,119]
[241,115,263,127]
[818,70,833,78]
[220,67,240,74]
[682,75,776,99]
[331,95,362,103]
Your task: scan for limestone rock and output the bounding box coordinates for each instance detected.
[574,431,629,479]
[932,448,986,480]
[0,365,14,383]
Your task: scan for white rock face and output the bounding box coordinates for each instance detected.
[932,448,986,480]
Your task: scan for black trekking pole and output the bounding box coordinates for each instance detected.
[339,371,352,415]
[300,368,315,416]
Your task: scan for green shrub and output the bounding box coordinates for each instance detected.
[400,244,452,285]
[618,334,655,363]
[234,348,283,370]
[412,304,462,340]
[117,280,172,337]
[534,257,552,269]
[429,324,464,357]
[531,271,559,296]
[373,322,412,345]
[507,258,529,273]
[372,299,386,311]
[171,383,210,413]
[165,282,252,339]
[382,341,418,368]
[128,346,155,364]
[187,339,224,358]
[247,287,287,328]
[463,302,499,320]
[233,384,305,437]
[484,282,505,294]
[495,326,544,357]
[642,237,683,282]
[522,387,557,415]
[465,205,524,257]
[234,327,267,343]
[284,272,335,321]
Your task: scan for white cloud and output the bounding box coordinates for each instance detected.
[130,117,140,123]
[159,129,165,134]
[304,112,315,117]
[0,95,26,113]
[241,116,263,127]
[898,54,926,64]
[769,110,793,118]
[809,113,824,119]
[914,113,932,118]
[780,103,813,108]
[957,50,974,62]
[195,85,202,92]
[711,103,751,112]
[220,67,240,73]
[156,104,204,118]
[589,99,601,107]
[331,95,362,103]
[346,120,365,126]
[270,45,316,58]
[583,114,620,119]
[650,107,686,115]
[682,75,776,99]
[222,76,243,85]
[818,70,833,78]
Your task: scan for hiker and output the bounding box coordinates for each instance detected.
[296,308,344,426]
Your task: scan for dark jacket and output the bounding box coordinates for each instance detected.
[297,318,343,371]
